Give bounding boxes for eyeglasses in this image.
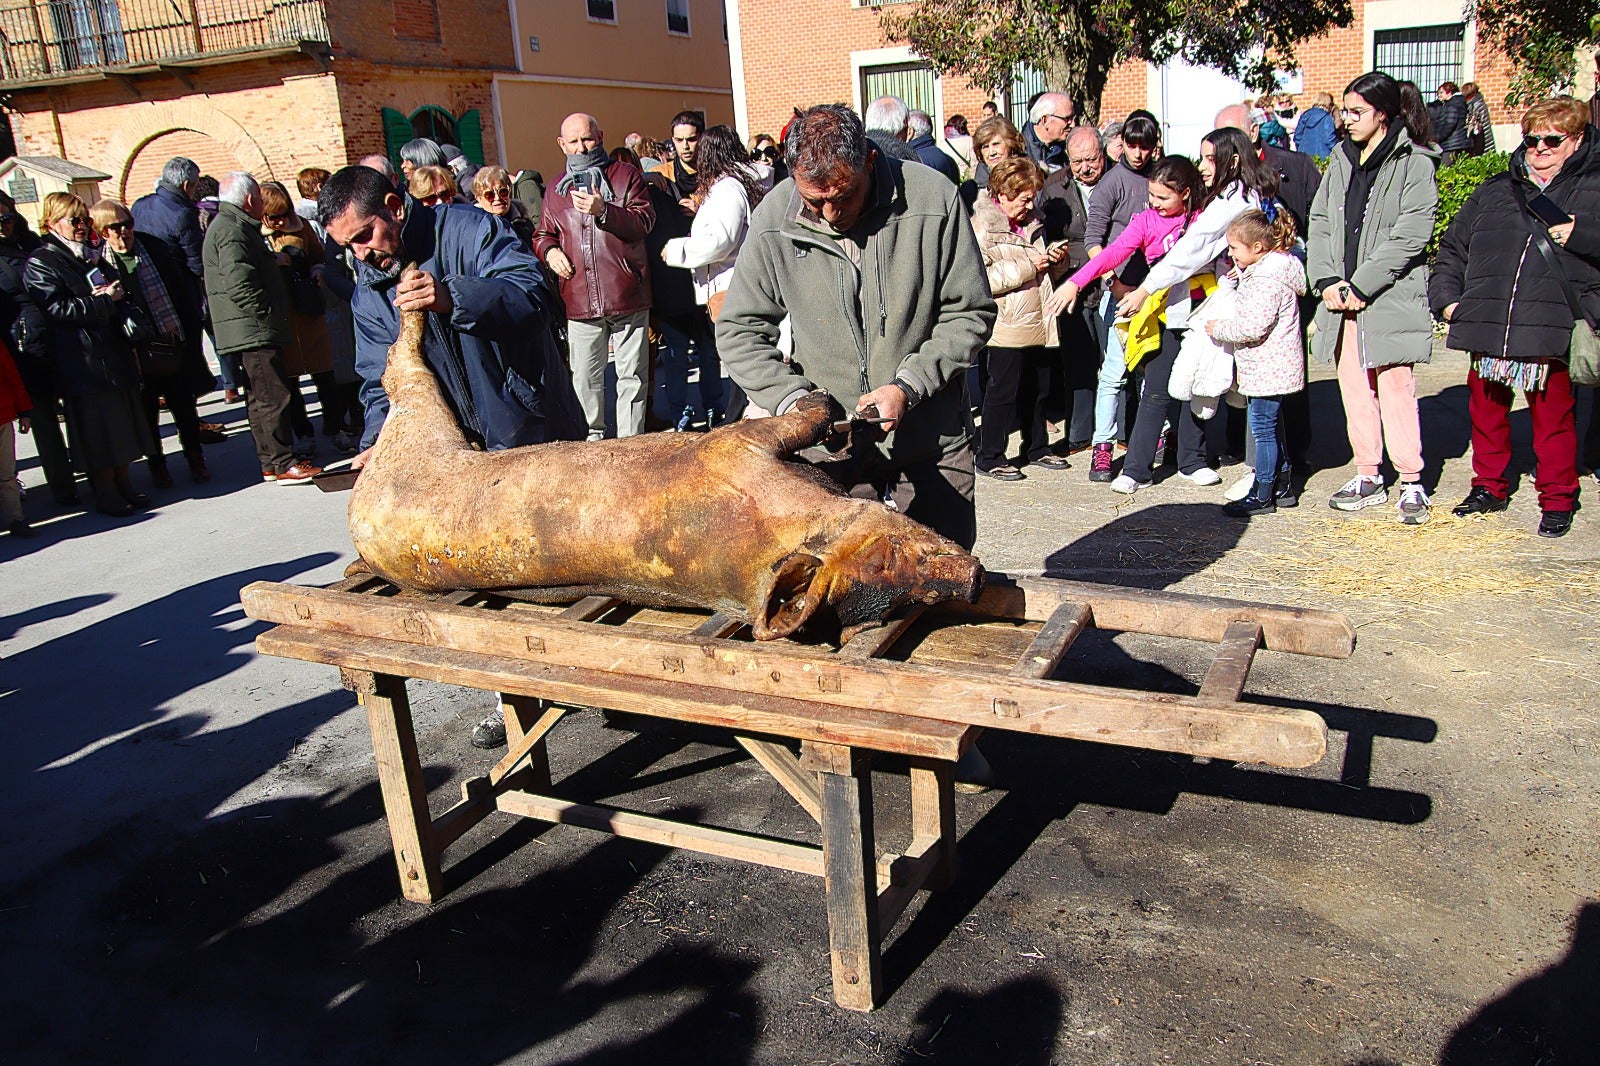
[1339,107,1371,120]
[103,221,133,233]
[68,215,90,226]
[1048,113,1073,124]
[419,193,443,206]
[1522,133,1569,150]
[482,188,511,201]
[759,147,778,160]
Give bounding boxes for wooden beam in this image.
[837,605,925,660]
[1199,621,1263,703]
[560,595,621,622]
[736,736,823,822]
[1010,601,1093,680]
[815,745,882,1011]
[490,702,566,786]
[493,791,824,876]
[245,585,1326,767]
[692,613,745,638]
[952,574,1355,658]
[258,627,970,761]
[876,837,943,931]
[909,757,956,892]
[358,672,443,903]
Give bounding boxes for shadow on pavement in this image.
[894,976,1064,1064]
[0,592,112,641]
[1441,901,1600,1066]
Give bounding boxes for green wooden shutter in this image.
[381,107,412,170]
[457,110,484,165]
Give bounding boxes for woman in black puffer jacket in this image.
[1431,97,1600,539]
[23,192,154,516]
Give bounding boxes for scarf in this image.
[112,245,183,341]
[553,146,616,201]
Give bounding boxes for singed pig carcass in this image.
[347,310,984,639]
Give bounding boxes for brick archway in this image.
[123,130,244,202]
[105,99,274,202]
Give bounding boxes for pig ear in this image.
[753,552,825,640]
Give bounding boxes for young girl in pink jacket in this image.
[1205,207,1307,516]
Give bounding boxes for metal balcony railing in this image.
[0,0,329,84]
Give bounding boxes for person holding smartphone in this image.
[1430,96,1599,539]
[531,112,657,440]
[22,192,156,515]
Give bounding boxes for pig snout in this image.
[824,533,985,631]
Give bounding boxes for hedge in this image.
[1431,152,1509,257]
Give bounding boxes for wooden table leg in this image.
[804,741,882,1012]
[359,671,443,903]
[908,757,957,891]
[499,693,554,791]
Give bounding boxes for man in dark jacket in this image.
[907,110,960,183]
[321,164,575,455]
[1024,93,1074,173]
[864,95,921,163]
[131,157,204,280]
[1038,126,1111,449]
[0,202,72,503]
[204,172,318,484]
[532,113,656,439]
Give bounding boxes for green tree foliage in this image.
[1469,1,1600,106]
[1430,152,1509,258]
[879,0,1354,123]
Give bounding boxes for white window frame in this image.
[1362,0,1476,83]
[666,0,690,37]
[586,0,617,26]
[849,45,944,126]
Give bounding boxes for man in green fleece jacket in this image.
[717,103,996,549]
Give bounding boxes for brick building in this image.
[0,0,732,223]
[730,0,1527,160]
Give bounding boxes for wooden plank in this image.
[561,595,622,622]
[949,574,1356,658]
[692,613,746,639]
[837,605,925,660]
[1010,601,1093,680]
[737,736,823,822]
[359,672,444,903]
[490,699,566,787]
[877,837,942,931]
[258,627,970,761]
[909,757,956,892]
[814,744,882,1012]
[245,586,1327,767]
[1199,621,1263,703]
[493,790,825,876]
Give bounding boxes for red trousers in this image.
[1468,364,1578,512]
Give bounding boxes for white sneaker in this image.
[1224,468,1256,502]
[1178,467,1222,486]
[1396,482,1431,525]
[1110,474,1151,494]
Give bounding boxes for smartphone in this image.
[86,266,109,288]
[576,170,600,195]
[1527,193,1572,227]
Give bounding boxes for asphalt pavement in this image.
[2,359,1596,1065]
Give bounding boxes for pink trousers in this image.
[1334,316,1424,480]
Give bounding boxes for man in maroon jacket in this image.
[532,113,656,439]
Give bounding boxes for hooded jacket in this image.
[1293,106,1339,160]
[970,195,1058,349]
[351,202,578,450]
[1430,126,1600,364]
[1208,250,1309,395]
[1307,126,1440,369]
[717,151,996,465]
[202,202,292,357]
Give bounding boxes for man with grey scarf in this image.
[532,113,656,438]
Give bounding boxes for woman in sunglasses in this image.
[407,164,459,208]
[1430,95,1599,539]
[471,165,535,248]
[22,192,154,515]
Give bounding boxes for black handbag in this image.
[138,338,183,377]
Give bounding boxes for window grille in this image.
[861,62,936,121]
[1373,24,1465,94]
[666,0,689,35]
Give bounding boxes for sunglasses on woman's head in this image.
[1522,133,1568,150]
